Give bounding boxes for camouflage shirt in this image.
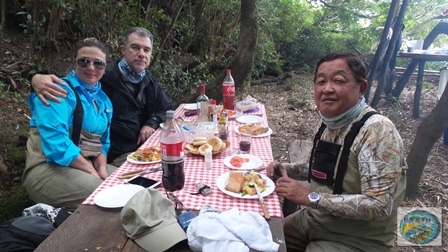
[283,106,407,221]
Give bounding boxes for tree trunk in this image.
[370,0,408,108]
[406,82,448,197]
[0,0,4,57]
[364,0,399,103]
[155,0,177,61]
[392,22,448,98]
[209,0,259,102]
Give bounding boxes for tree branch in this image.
[318,0,348,8]
[404,15,447,37]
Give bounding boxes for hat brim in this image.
[134,220,187,252]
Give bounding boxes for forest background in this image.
[0,1,447,249]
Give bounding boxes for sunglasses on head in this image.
[76,57,106,70]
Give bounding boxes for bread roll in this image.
[193,137,207,142]
[207,137,223,152]
[193,140,208,146]
[185,143,197,152]
[198,143,213,155]
[219,141,227,151]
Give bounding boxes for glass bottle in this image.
[222,69,235,110]
[196,84,209,122]
[160,110,185,191]
[208,99,217,123]
[218,110,228,140]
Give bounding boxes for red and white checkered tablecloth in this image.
[83,104,283,218]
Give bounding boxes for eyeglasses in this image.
[166,192,186,212]
[76,57,106,71]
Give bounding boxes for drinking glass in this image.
[238,134,252,154]
[234,101,244,118]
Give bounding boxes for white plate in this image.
[236,115,263,124]
[183,103,197,110]
[216,172,275,199]
[94,184,145,208]
[127,153,162,165]
[234,126,273,138]
[223,154,263,170]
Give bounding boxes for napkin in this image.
[187,207,279,252]
[235,95,258,112]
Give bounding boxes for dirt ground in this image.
[0,34,446,250]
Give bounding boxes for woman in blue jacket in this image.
[23,38,115,210]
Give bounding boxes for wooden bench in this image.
[282,139,313,216]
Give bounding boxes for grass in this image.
[0,185,32,222]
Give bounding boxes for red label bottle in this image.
[222,69,235,110]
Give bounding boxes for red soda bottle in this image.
[160,110,185,191]
[222,69,235,110]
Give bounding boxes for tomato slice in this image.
[230,156,249,168]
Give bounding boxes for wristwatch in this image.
[308,192,320,209]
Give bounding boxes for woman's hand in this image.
[70,155,100,178]
[87,169,101,179]
[31,74,67,105]
[96,167,109,180]
[93,154,109,180]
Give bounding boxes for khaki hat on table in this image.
[120,188,187,252]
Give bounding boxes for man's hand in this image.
[32,74,67,105]
[266,161,288,182]
[275,176,312,206]
[137,125,156,145]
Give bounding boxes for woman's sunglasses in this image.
[76,57,106,71]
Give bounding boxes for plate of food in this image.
[217,108,238,119]
[235,123,272,137]
[236,115,263,124]
[184,137,230,156]
[94,184,145,208]
[216,171,275,198]
[183,103,197,110]
[127,146,162,164]
[223,154,263,170]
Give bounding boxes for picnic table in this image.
[35,104,286,252]
[397,51,448,117]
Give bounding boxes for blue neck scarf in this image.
[319,97,368,129]
[118,58,146,83]
[71,69,102,102]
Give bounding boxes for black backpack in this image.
[0,216,55,252]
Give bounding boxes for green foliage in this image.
[8,0,448,97]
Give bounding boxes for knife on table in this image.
[119,167,162,179]
[254,183,271,220]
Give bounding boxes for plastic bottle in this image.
[197,84,209,122]
[222,69,235,110]
[160,110,185,191]
[204,148,212,169]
